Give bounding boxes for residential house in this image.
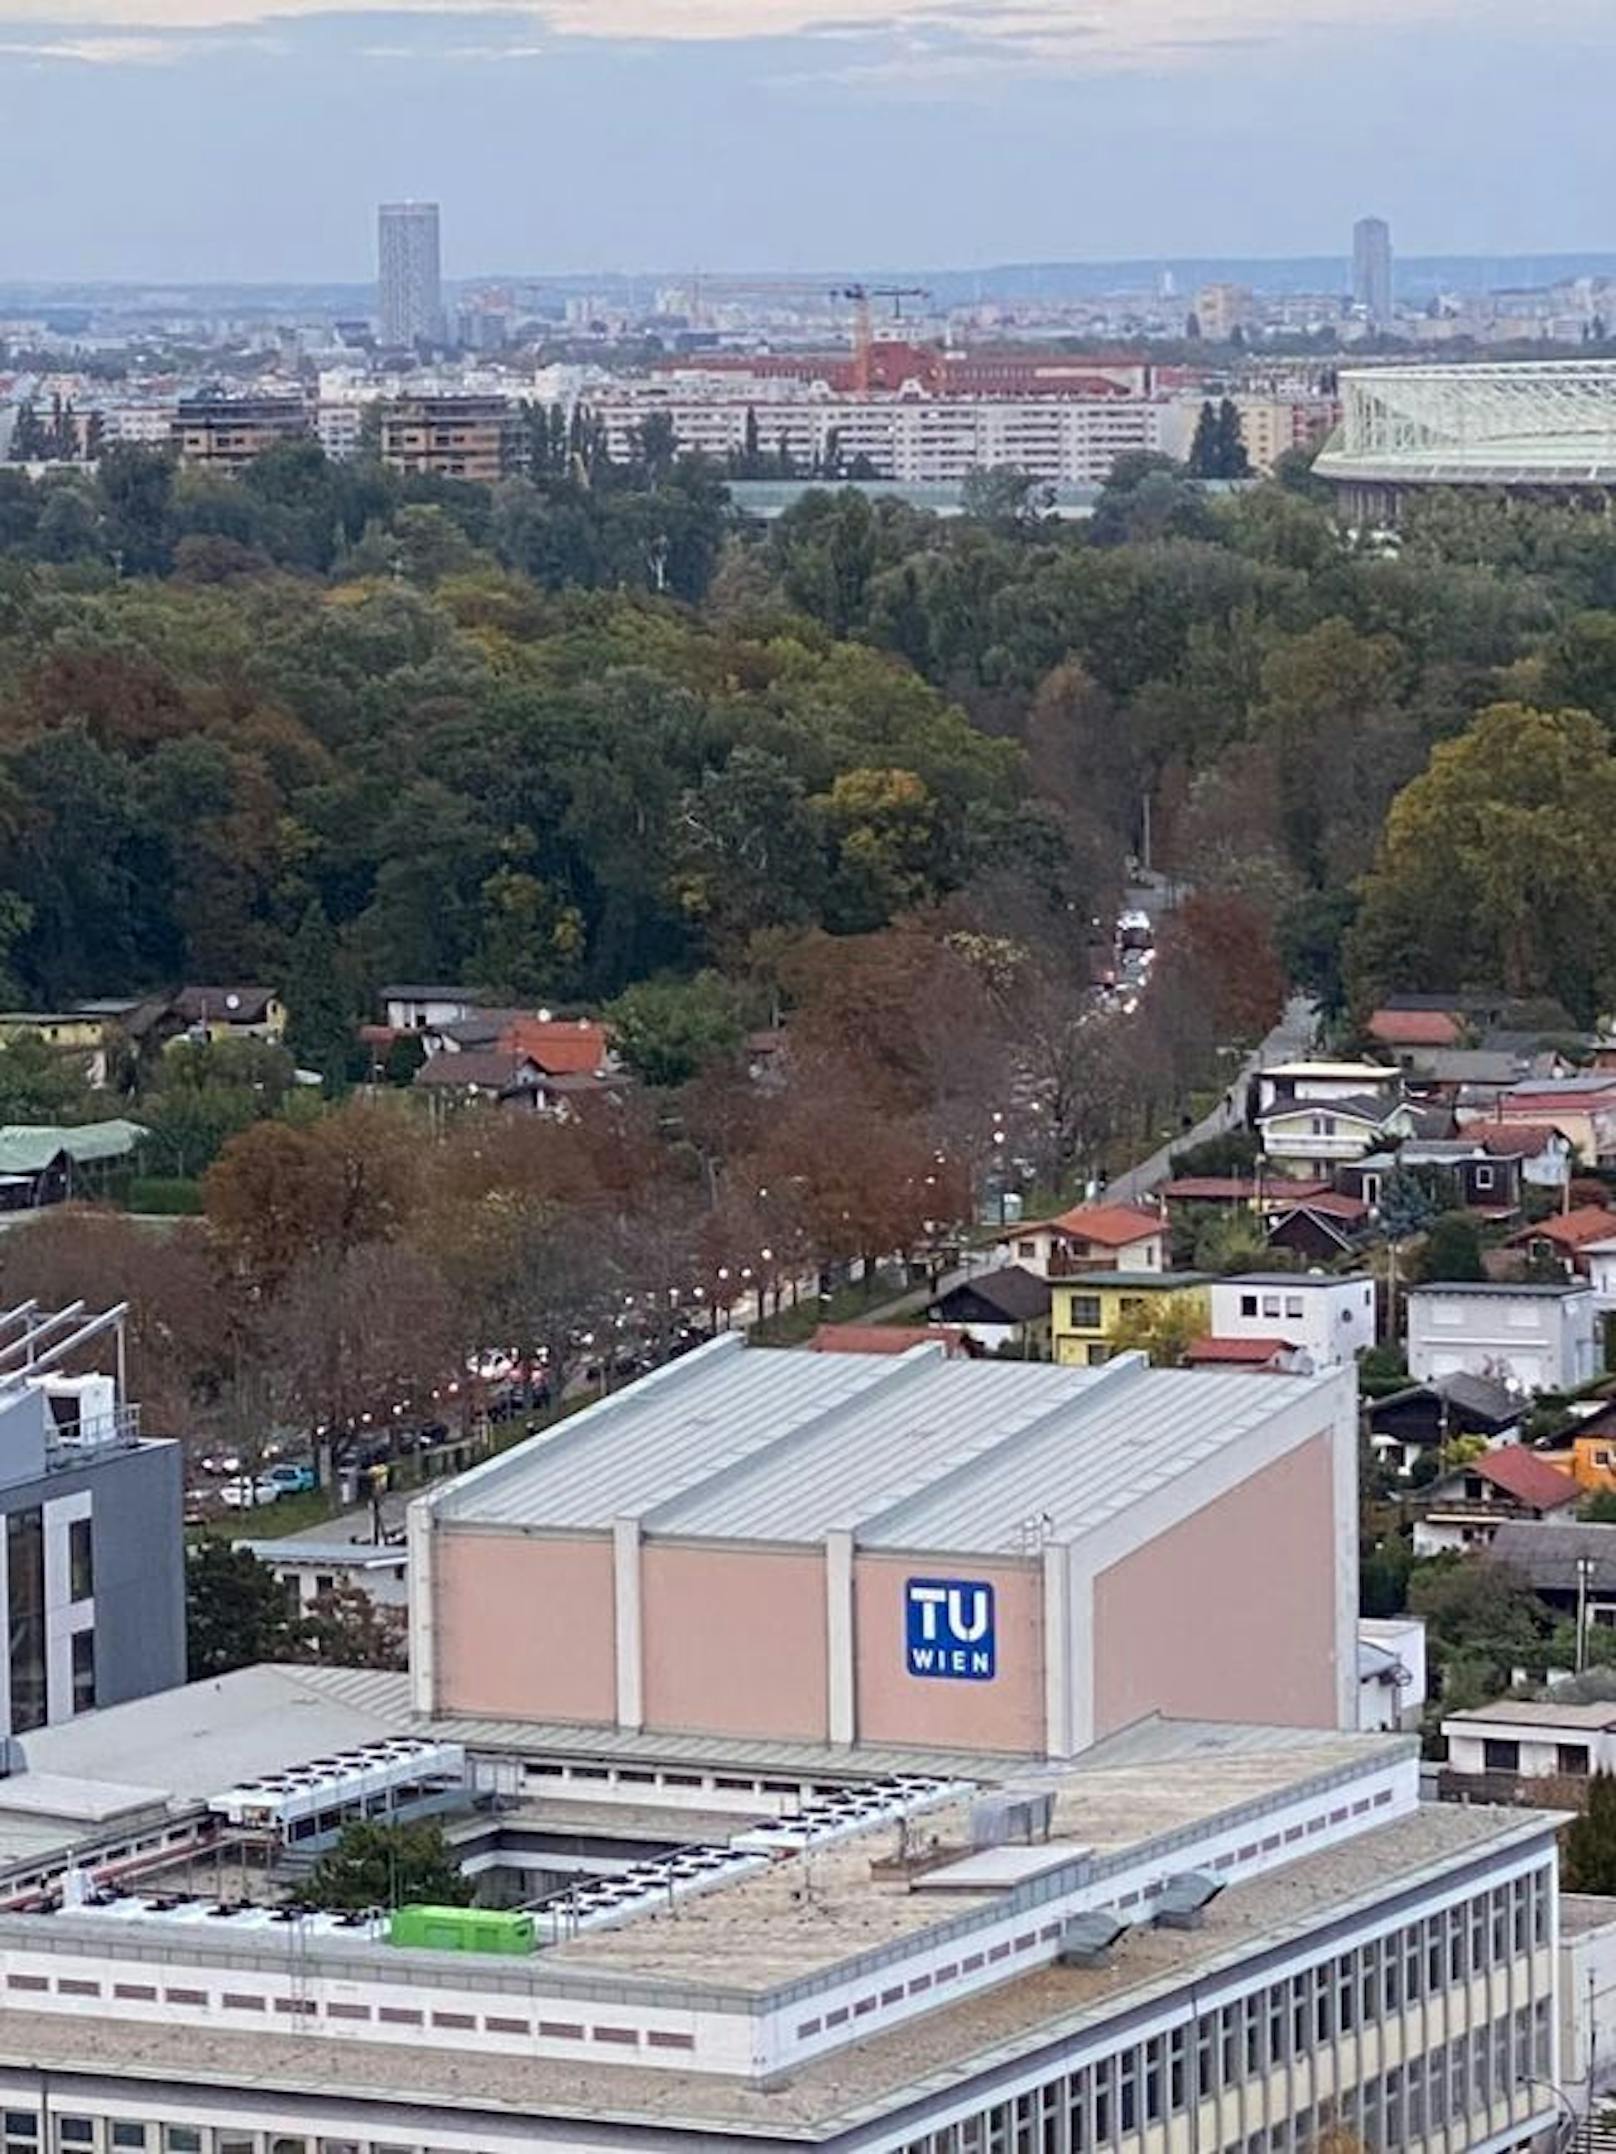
[1365,1372,1523,1480]
[1357,1616,1427,1732]
[1206,1272,1375,1370]
[1364,1006,1464,1053]
[1340,1129,1567,1218]
[1441,1699,1616,1792]
[0,1122,147,1213]
[1050,1270,1211,1368]
[1412,1445,1578,1555]
[1406,1280,1600,1393]
[1542,1399,1616,1494]
[233,1535,407,1614]
[412,1050,548,1110]
[1002,1201,1168,1279]
[1476,1075,1616,1165]
[1582,1235,1616,1310]
[1488,1518,1616,1628]
[1255,1091,1418,1178]
[1262,1191,1374,1262]
[423,1010,612,1078]
[1252,1059,1403,1115]
[922,1267,1051,1355]
[380,986,486,1033]
[0,1013,111,1088]
[1505,1204,1616,1278]
[167,987,286,1045]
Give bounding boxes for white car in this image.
[218,1476,280,1509]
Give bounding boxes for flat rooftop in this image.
[0,1801,1552,2140]
[427,1336,1343,1554]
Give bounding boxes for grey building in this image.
[0,1303,184,1736]
[1353,215,1393,326]
[377,201,443,349]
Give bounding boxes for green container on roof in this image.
[387,1905,536,1956]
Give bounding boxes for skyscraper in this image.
[378,201,443,349]
[1353,215,1393,327]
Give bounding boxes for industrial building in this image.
[408,1335,1360,1753]
[1315,359,1616,520]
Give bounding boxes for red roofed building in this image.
[1415,1445,1576,1555]
[1004,1202,1168,1280]
[1366,1007,1464,1050]
[1183,1336,1305,1373]
[501,1017,610,1077]
[1506,1204,1616,1277]
[809,1325,973,1358]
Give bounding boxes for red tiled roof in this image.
[498,1017,609,1076]
[1470,1448,1577,1510]
[810,1325,968,1356]
[1505,1205,1616,1251]
[1268,1192,1371,1222]
[1184,1336,1298,1366]
[1479,1124,1562,1157]
[1046,1203,1164,1246]
[1367,1008,1462,1047]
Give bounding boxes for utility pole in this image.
[1577,1553,1595,1674]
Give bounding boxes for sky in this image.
[1,0,1614,283]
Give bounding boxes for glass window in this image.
[1068,1295,1102,1330]
[68,1518,93,1604]
[6,1510,44,1734]
[6,2119,38,2140]
[54,2130,92,2151]
[1262,1294,1282,1318]
[1559,1743,1590,1775]
[164,2135,201,2154]
[1285,1296,1304,1320]
[1483,1738,1520,1772]
[110,2132,144,2151]
[71,1630,95,1716]
[1240,1295,1258,1317]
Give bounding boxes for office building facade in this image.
[1354,217,1394,327]
[377,202,443,350]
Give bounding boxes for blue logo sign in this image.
[905,1578,996,1681]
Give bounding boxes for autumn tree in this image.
[1156,889,1286,1045]
[204,1102,420,1296]
[1349,703,1616,1025]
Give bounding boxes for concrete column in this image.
[825,1530,855,1747]
[1042,1542,1071,1759]
[613,1517,643,1731]
[405,1500,435,1716]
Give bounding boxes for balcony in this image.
[46,1404,142,1470]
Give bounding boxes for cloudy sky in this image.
[0,0,1611,282]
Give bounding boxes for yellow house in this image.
[1051,1272,1213,1368]
[0,1013,110,1086]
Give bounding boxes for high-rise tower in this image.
[1353,215,1393,327]
[378,201,443,349]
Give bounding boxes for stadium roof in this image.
[1317,360,1616,490]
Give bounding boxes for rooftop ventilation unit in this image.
[1153,1873,1224,1931]
[970,1789,1055,1850]
[1057,1912,1128,1968]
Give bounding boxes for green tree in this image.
[186,1541,305,1680]
[284,898,353,1094]
[1408,1555,1549,1699]
[0,1032,96,1122]
[606,972,744,1088]
[1564,1771,1616,1892]
[1349,703,1616,1026]
[1186,400,1250,482]
[1411,1211,1487,1285]
[1108,1292,1204,1368]
[305,1819,472,1912]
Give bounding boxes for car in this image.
[198,1451,243,1477]
[218,1475,280,1509]
[264,1462,316,1496]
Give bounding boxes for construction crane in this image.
[832,285,931,394]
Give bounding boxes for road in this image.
[1105,993,1317,1207]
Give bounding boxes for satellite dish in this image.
[225,993,241,1012]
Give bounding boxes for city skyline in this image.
[0,0,1612,279]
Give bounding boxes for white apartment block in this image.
[589,381,1199,487]
[1407,1281,1599,1394]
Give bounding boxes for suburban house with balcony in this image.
[1412,1445,1578,1556]
[1406,1279,1600,1394]
[379,985,486,1033]
[1050,1271,1211,1367]
[1441,1699,1616,1795]
[1205,1273,1376,1370]
[1255,1091,1419,1178]
[0,1302,184,1731]
[1473,1075,1616,1165]
[1253,1059,1404,1115]
[1001,1201,1168,1279]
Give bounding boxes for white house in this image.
[381,985,484,1033]
[1256,1094,1418,1177]
[1406,1280,1599,1394]
[234,1536,408,1612]
[1357,1616,1427,1733]
[1208,1272,1376,1370]
[1580,1235,1616,1307]
[1001,1202,1168,1279]
[1254,1060,1403,1115]
[1442,1698,1616,1783]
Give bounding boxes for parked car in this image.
[218,1476,279,1509]
[199,1451,243,1477]
[264,1462,316,1496]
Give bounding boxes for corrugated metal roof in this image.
[432,1339,1340,1558]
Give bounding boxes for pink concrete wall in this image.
[434,1530,616,1724]
[641,1544,829,1742]
[1092,1433,1339,1737]
[854,1556,1043,1753]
